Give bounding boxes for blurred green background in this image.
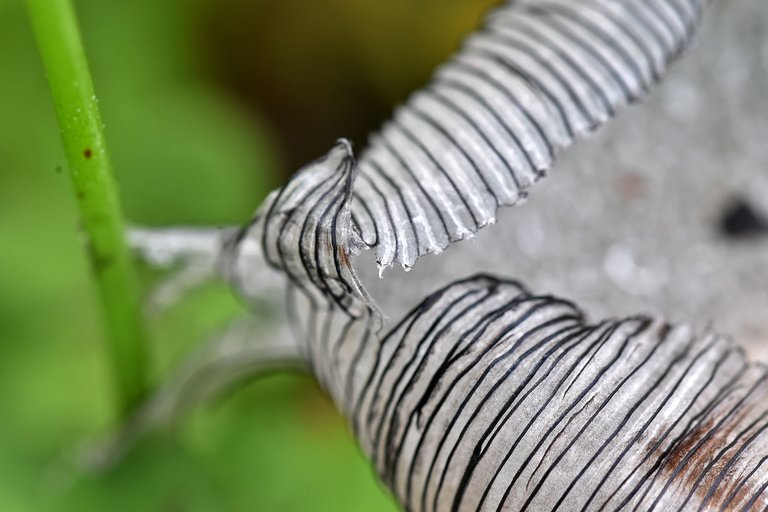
[0,0,495,509]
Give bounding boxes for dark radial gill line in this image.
[516,324,672,510]
[453,319,623,511]
[355,172,400,266]
[645,373,768,510]
[620,369,746,511]
[687,410,768,511]
[267,170,341,277]
[460,49,576,139]
[378,292,511,480]
[451,59,555,161]
[740,479,768,512]
[354,277,500,431]
[407,312,584,510]
[220,1,768,510]
[404,103,501,208]
[544,3,653,90]
[434,75,538,180]
[363,153,425,265]
[583,2,663,81]
[425,86,524,194]
[496,19,616,117]
[522,5,635,103]
[585,337,724,511]
[492,319,653,511]
[369,286,502,448]
[387,120,483,234]
[717,456,768,511]
[411,320,588,508]
[547,325,690,511]
[474,32,597,131]
[425,299,586,510]
[372,136,452,250]
[624,1,675,56]
[457,322,600,512]
[381,292,550,483]
[433,312,612,508]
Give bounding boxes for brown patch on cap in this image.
[649,405,768,509]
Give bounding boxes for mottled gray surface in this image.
[358,0,768,360]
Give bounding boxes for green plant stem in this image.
[26,0,148,417]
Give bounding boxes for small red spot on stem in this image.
[83,148,93,159]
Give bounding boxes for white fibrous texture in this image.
[221,0,768,509]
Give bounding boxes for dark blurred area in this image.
[0,0,495,510]
[200,0,493,170]
[199,0,498,171]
